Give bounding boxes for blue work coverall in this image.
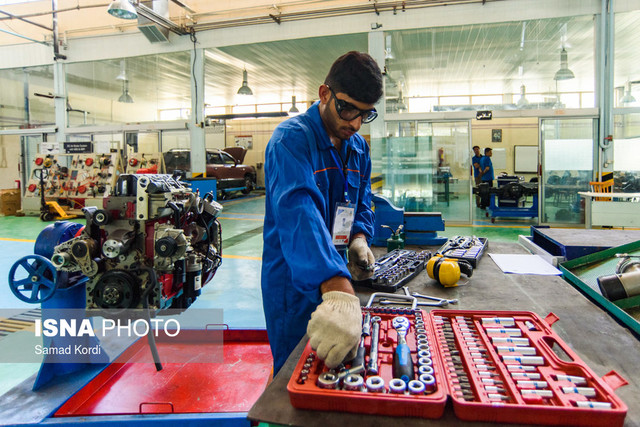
[261,101,374,375]
[480,156,494,183]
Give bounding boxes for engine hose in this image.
[139,267,163,372]
[167,202,183,228]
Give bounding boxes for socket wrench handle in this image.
[392,316,414,383]
[393,338,414,383]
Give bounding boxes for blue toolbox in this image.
[437,236,488,268]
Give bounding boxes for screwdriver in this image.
[392,316,414,383]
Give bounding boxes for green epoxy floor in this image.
[0,193,563,423]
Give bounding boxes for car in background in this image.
[164,148,256,194]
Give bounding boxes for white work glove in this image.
[347,237,375,281]
[307,291,362,368]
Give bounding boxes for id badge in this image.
[331,202,355,248]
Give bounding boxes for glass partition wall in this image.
[65,52,192,126]
[0,65,54,129]
[373,120,471,223]
[612,112,640,192]
[540,118,596,225]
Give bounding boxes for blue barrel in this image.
[34,221,84,259]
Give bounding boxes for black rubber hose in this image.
[139,267,163,371]
[167,202,183,228]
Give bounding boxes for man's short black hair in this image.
[324,51,383,105]
[473,145,480,150]
[484,147,492,154]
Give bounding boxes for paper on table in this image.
[488,254,562,275]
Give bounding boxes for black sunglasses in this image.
[328,86,378,124]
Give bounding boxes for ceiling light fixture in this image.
[237,69,253,96]
[289,95,299,114]
[107,0,138,20]
[116,60,128,81]
[516,84,529,108]
[385,35,394,60]
[118,81,134,103]
[621,82,636,105]
[554,48,575,81]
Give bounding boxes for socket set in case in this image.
[287,309,628,426]
[352,249,432,292]
[437,236,487,268]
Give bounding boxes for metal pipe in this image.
[0,27,50,45]
[192,0,494,31]
[0,3,110,21]
[0,9,53,31]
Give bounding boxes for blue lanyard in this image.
[329,147,350,203]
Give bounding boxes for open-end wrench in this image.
[366,316,381,375]
[412,291,459,305]
[366,292,417,309]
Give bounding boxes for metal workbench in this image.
[248,242,640,427]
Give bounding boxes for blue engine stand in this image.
[8,221,109,390]
[486,193,539,223]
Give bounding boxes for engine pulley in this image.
[92,270,139,309]
[155,237,178,257]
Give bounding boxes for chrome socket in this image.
[408,379,426,395]
[418,365,434,376]
[317,372,339,389]
[343,374,365,391]
[365,375,386,393]
[389,378,407,394]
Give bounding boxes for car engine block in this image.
[50,174,222,312]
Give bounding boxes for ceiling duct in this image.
[138,0,170,43]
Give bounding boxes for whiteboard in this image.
[515,145,538,173]
[492,147,506,170]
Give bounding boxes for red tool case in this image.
[287,309,628,426]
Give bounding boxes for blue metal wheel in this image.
[8,255,58,303]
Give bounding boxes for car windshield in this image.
[221,152,236,165]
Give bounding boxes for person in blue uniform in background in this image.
[479,147,494,209]
[471,145,483,207]
[261,51,383,376]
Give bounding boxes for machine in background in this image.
[474,176,538,223]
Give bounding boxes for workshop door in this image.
[540,117,596,225]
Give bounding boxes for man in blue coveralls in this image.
[261,51,383,375]
[479,147,494,209]
[472,145,482,207]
